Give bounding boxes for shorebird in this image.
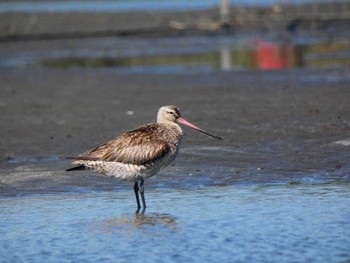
[66,105,222,211]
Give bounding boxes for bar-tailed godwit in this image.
[66,105,222,211]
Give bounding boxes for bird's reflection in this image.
[133,211,176,228]
[103,211,178,234]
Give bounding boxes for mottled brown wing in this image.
[77,124,170,165]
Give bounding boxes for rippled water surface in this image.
[1,183,350,262]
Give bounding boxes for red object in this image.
[254,39,294,69]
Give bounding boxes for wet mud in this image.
[0,65,349,195]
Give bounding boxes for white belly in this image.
[74,149,177,182]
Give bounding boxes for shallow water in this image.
[2,35,349,72]
[1,182,350,262]
[40,39,350,72]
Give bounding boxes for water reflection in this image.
[103,212,178,234]
[220,38,349,70]
[40,38,350,71]
[252,39,295,69]
[220,45,232,70]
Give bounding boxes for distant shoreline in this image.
[1,2,349,41]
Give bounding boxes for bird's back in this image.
[78,123,181,164]
[70,122,183,181]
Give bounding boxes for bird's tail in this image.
[66,156,86,171]
[66,165,85,172]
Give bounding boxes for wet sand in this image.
[1,66,349,195]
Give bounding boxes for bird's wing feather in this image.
[77,124,170,165]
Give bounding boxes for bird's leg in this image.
[134,181,141,211]
[139,178,146,210]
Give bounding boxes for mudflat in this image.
[1,65,349,194]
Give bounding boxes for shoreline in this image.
[1,2,349,41]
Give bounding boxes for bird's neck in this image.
[158,121,183,137]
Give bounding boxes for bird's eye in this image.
[168,111,174,115]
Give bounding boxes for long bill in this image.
[177,117,222,140]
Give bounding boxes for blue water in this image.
[0,0,317,12]
[1,183,350,262]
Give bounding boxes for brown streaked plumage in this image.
[66,105,222,211]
